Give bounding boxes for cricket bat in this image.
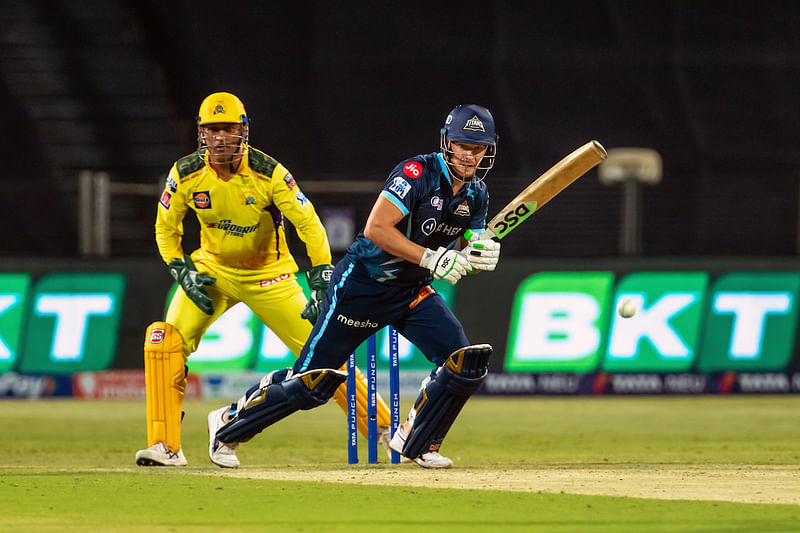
[468,140,607,240]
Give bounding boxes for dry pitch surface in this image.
[214,464,799,505]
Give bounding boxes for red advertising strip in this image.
[72,370,202,400]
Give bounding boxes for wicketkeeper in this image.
[135,92,392,467]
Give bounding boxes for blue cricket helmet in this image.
[440,104,498,183]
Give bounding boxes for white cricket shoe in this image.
[412,451,453,469]
[207,406,240,468]
[389,425,451,468]
[135,442,187,467]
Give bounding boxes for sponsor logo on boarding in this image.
[463,115,485,132]
[259,273,291,288]
[336,313,379,329]
[159,190,172,210]
[421,217,437,235]
[166,176,178,192]
[403,161,423,179]
[454,201,471,216]
[193,191,212,209]
[388,176,411,199]
[149,328,165,344]
[431,196,443,210]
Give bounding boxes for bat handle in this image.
[464,228,497,241]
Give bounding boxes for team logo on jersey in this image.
[159,190,172,210]
[166,176,178,192]
[388,176,411,199]
[431,196,443,210]
[284,173,297,190]
[193,191,212,209]
[213,104,225,115]
[403,161,422,179]
[421,217,437,235]
[454,201,471,216]
[240,192,257,205]
[463,115,485,132]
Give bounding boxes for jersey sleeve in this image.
[154,164,189,264]
[270,164,332,267]
[378,158,425,217]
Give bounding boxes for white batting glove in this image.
[464,233,501,271]
[419,247,471,285]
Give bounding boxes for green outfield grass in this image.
[2,396,799,532]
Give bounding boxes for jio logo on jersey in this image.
[421,218,437,235]
[403,161,422,179]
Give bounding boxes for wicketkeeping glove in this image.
[463,231,501,272]
[168,253,216,315]
[419,247,471,285]
[301,264,334,324]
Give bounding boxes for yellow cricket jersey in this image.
[155,147,331,275]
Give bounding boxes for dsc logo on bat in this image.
[492,201,537,238]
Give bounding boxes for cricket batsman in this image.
[205,104,501,469]
[135,92,391,467]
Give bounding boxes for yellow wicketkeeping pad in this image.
[143,322,185,452]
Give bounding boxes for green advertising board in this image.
[18,273,126,373]
[603,271,709,372]
[0,273,32,372]
[697,272,800,372]
[505,272,615,372]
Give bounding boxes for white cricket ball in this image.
[618,298,637,318]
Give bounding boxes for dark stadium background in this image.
[3,0,799,259]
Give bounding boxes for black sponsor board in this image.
[478,372,800,395]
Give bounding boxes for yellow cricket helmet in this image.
[197,92,248,125]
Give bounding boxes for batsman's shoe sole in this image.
[135,442,187,467]
[208,407,241,468]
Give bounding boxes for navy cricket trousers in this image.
[294,256,470,374]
